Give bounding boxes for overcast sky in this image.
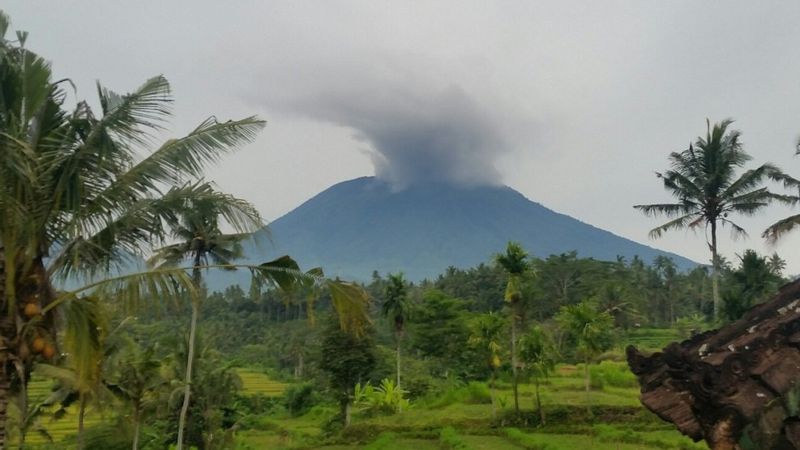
[7,1,800,272]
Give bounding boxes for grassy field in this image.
[233,341,704,450]
[9,328,700,449]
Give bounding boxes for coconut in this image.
[23,302,41,318]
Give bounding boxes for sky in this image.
[6,1,800,273]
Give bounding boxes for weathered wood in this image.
[627,279,800,449]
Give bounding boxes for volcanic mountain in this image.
[228,176,696,283]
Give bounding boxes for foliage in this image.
[439,426,473,450]
[722,250,782,321]
[556,300,616,362]
[353,379,409,414]
[283,382,319,417]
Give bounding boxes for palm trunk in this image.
[0,369,9,450]
[711,221,721,321]
[395,331,401,388]
[77,392,87,450]
[132,402,141,450]
[489,370,496,419]
[535,378,544,425]
[177,262,202,450]
[584,356,592,415]
[176,299,198,450]
[511,306,519,415]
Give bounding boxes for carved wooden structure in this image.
[628,280,800,449]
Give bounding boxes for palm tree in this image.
[381,273,410,390]
[634,119,784,320]
[519,326,557,425]
[0,12,265,446]
[468,312,504,418]
[495,241,530,415]
[149,192,261,450]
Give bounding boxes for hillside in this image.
[226,177,696,283]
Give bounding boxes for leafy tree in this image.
[556,300,615,404]
[108,341,167,450]
[381,273,410,390]
[519,326,557,425]
[634,119,784,320]
[722,250,783,321]
[467,313,504,418]
[411,290,470,376]
[319,318,376,427]
[495,242,530,414]
[149,191,261,450]
[0,12,265,447]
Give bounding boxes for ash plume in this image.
[260,69,511,189]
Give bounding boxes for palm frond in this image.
[647,213,701,239]
[763,213,800,243]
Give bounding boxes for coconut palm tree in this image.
[634,119,784,320]
[381,273,410,391]
[149,192,261,450]
[0,12,265,446]
[495,241,531,415]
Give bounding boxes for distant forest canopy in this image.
[196,248,785,351]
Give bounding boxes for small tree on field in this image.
[556,300,615,409]
[382,273,410,391]
[319,319,376,427]
[519,326,557,425]
[495,242,531,415]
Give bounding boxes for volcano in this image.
[226,176,697,283]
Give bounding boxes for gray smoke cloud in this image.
[256,60,513,189]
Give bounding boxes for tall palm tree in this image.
[381,273,410,389]
[634,119,783,320]
[149,192,261,450]
[0,12,265,446]
[495,241,530,415]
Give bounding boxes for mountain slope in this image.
[230,177,696,282]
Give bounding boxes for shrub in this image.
[363,431,399,450]
[284,382,320,416]
[439,426,473,450]
[503,428,553,450]
[588,361,637,389]
[427,382,492,408]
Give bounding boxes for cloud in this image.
[251,56,514,189]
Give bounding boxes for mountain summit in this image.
[241,177,696,281]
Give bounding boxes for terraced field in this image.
[15,376,104,447]
[236,368,289,397]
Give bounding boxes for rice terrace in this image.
[3,2,800,450]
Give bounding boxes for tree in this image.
[519,326,557,425]
[0,12,266,447]
[381,273,410,390]
[468,313,504,418]
[108,341,166,450]
[495,242,531,415]
[149,191,261,450]
[556,300,615,408]
[634,119,784,321]
[722,250,782,321]
[319,318,376,427]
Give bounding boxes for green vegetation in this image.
[7,8,800,450]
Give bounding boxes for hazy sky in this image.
[6,1,800,272]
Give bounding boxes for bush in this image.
[588,361,637,389]
[363,431,399,450]
[439,426,473,449]
[284,382,320,416]
[503,428,553,450]
[427,381,492,408]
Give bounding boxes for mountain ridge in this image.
[226,176,697,283]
